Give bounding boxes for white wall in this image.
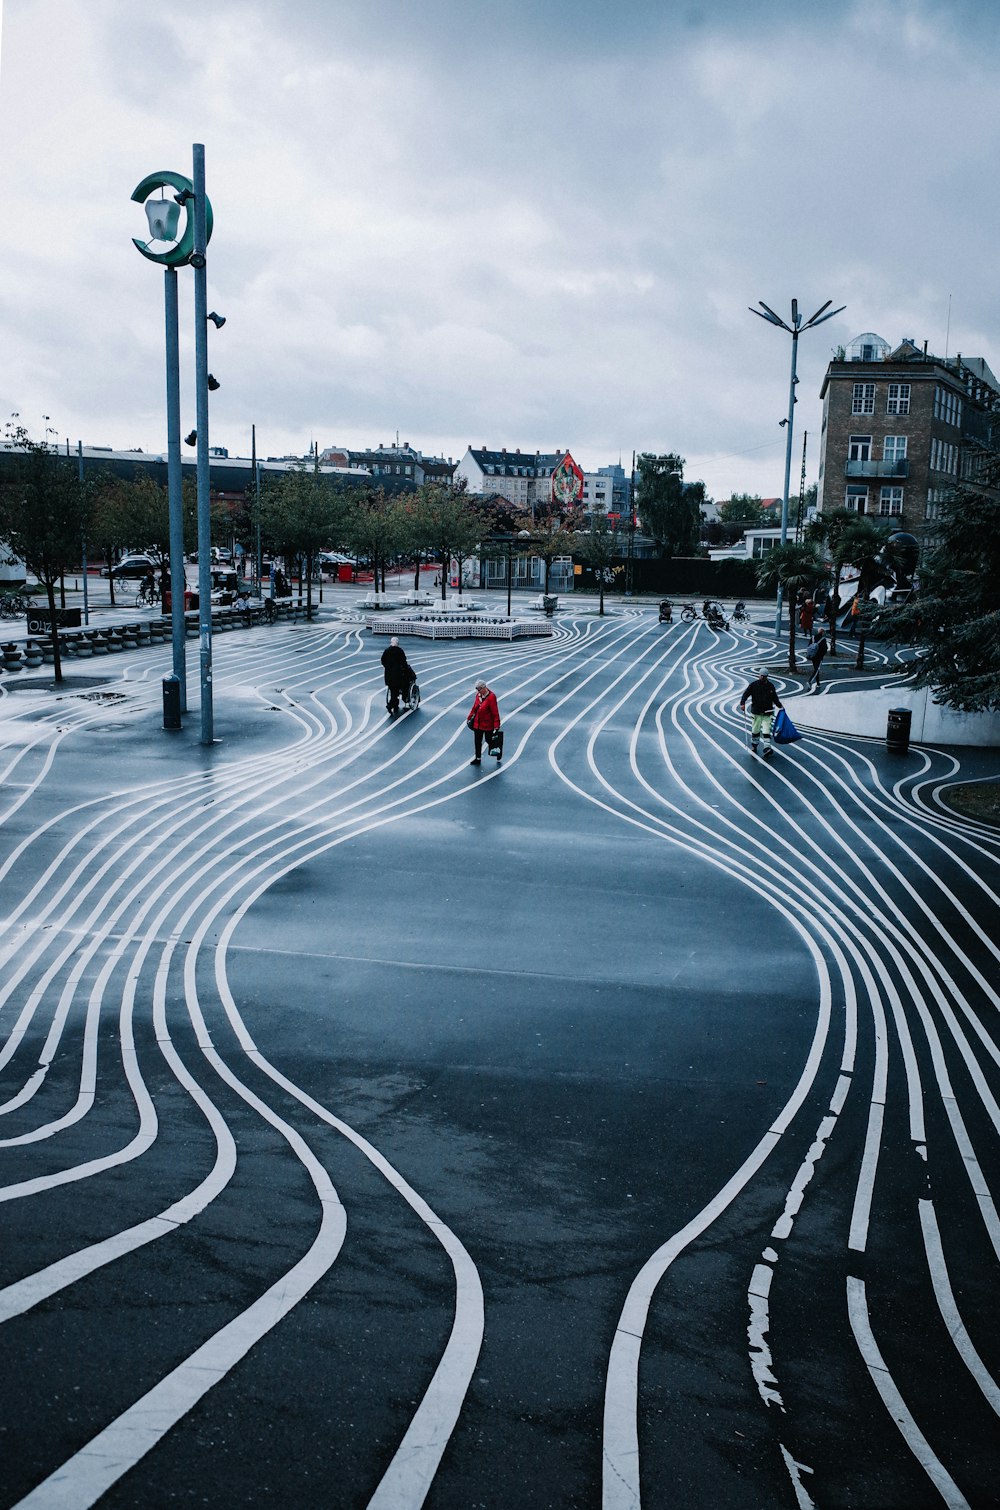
[786,683,1000,748]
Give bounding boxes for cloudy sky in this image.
[1,0,998,499]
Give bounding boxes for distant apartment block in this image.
[455,446,629,518]
[321,441,456,489]
[817,332,1000,550]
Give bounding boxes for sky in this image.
[2,0,999,500]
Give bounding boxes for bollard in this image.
[162,674,182,731]
[886,706,912,753]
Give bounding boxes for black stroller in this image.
[658,599,673,623]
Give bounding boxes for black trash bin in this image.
[886,706,912,753]
[162,674,182,731]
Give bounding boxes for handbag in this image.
[486,728,504,757]
[772,708,802,744]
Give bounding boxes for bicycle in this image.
[135,581,159,609]
[0,590,32,619]
[680,599,729,629]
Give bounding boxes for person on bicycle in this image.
[738,669,783,759]
[381,637,414,716]
[140,570,155,603]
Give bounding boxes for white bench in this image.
[360,592,392,610]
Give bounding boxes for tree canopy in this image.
[754,541,825,669]
[719,494,765,527]
[884,481,1000,711]
[0,421,93,680]
[635,453,704,557]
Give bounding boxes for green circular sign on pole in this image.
[130,170,213,267]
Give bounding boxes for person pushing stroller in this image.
[738,668,783,760]
[381,637,417,717]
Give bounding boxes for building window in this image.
[886,383,910,415]
[883,436,907,464]
[879,487,903,516]
[853,383,876,415]
[848,434,872,461]
[930,438,958,475]
[845,486,868,513]
[933,386,962,426]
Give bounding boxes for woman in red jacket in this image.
[467,680,501,765]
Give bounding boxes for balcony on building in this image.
[844,459,909,478]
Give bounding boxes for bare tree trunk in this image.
[45,579,63,683]
[306,550,313,619]
[828,566,842,655]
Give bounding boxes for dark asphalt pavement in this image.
[0,601,997,1509]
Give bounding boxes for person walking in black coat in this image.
[738,669,784,759]
[381,637,412,716]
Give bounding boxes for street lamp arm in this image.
[753,300,791,330]
[804,303,847,330]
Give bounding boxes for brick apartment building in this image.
[817,332,1000,552]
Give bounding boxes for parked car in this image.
[103,554,157,579]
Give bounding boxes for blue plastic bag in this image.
[772,708,802,744]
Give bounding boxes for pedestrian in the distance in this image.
[738,668,784,760]
[799,597,815,638]
[805,631,829,692]
[467,680,500,765]
[846,595,861,637]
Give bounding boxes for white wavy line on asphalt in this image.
[918,1198,1000,1417]
[0,627,635,1501]
[515,643,838,1508]
[11,1192,346,1510]
[564,640,996,1510]
[0,928,238,1319]
[846,1275,972,1510]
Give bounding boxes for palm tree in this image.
[805,507,855,653]
[755,541,824,670]
[834,516,894,670]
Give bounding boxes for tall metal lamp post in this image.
[131,146,217,742]
[749,298,844,633]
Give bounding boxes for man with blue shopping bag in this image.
[738,669,784,760]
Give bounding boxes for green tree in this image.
[263,462,348,616]
[720,494,765,528]
[342,486,404,595]
[834,516,895,670]
[408,482,489,600]
[635,453,703,557]
[0,421,91,683]
[755,540,825,671]
[885,483,1000,710]
[93,471,202,606]
[576,512,621,615]
[522,504,578,593]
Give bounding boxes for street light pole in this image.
[131,160,215,730]
[750,297,845,634]
[164,267,187,709]
[192,144,214,745]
